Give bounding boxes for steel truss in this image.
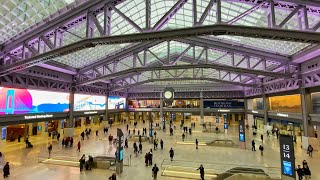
[127,91,244,99]
[0,0,319,77]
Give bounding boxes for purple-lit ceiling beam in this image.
[227,1,266,24]
[1,24,319,77]
[278,5,303,28]
[152,0,188,30]
[170,45,192,65]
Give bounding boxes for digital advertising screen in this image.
[1,127,6,140]
[280,135,295,178]
[108,96,126,109]
[74,94,106,111]
[0,87,69,115]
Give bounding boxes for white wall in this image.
[247,99,253,109]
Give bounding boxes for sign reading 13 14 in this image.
[279,135,295,179]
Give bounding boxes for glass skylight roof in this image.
[0,0,76,44]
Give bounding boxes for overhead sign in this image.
[239,120,245,142]
[204,100,244,109]
[279,135,296,179]
[24,114,53,120]
[84,111,98,115]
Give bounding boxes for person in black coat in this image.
[197,164,205,180]
[303,165,311,179]
[295,165,303,180]
[3,162,10,178]
[169,148,174,161]
[109,173,116,180]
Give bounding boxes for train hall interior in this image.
[0,0,320,179]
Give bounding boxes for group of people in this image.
[144,149,153,166]
[79,154,94,171]
[81,128,92,140]
[61,136,74,148]
[296,160,312,180]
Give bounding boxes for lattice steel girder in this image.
[179,37,290,63]
[127,91,244,99]
[78,62,291,86]
[2,24,318,77]
[303,69,320,88]
[111,77,257,91]
[74,85,108,95]
[0,73,72,92]
[78,41,163,74]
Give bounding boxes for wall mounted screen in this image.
[269,94,301,113]
[0,87,69,115]
[74,94,106,111]
[108,96,126,109]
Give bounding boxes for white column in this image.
[200,91,204,124]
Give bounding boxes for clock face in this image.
[164,91,172,99]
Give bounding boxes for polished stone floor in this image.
[0,120,318,180]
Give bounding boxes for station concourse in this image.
[0,0,320,179]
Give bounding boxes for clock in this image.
[164,91,173,99]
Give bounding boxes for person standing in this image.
[295,165,303,180]
[57,133,60,141]
[182,133,185,141]
[145,153,149,166]
[169,148,174,161]
[109,173,117,180]
[303,165,311,180]
[197,164,204,180]
[96,130,98,136]
[70,137,74,147]
[149,149,153,166]
[134,142,138,157]
[259,145,264,156]
[3,162,9,178]
[307,145,313,157]
[152,164,159,180]
[260,134,263,143]
[18,134,21,142]
[196,139,198,149]
[48,144,53,158]
[251,140,256,151]
[125,138,128,148]
[160,139,164,150]
[77,141,81,152]
[126,124,129,131]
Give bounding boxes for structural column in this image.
[160,93,164,126]
[103,96,109,127]
[244,98,248,121]
[301,87,312,149]
[263,93,270,133]
[200,91,204,124]
[64,90,75,137]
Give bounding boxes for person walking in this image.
[307,145,313,157]
[295,165,303,180]
[62,138,65,146]
[48,144,53,158]
[152,164,159,180]
[196,139,198,149]
[126,124,129,131]
[134,142,138,157]
[197,164,205,180]
[169,148,174,161]
[149,149,153,166]
[261,134,263,143]
[259,144,264,156]
[96,130,98,136]
[145,153,149,166]
[3,162,10,178]
[139,142,143,153]
[77,141,81,152]
[70,137,74,147]
[125,138,128,148]
[182,133,185,141]
[57,133,60,141]
[109,173,117,180]
[252,140,256,151]
[303,165,311,180]
[79,155,85,171]
[160,139,164,150]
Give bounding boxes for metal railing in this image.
[160,159,281,179]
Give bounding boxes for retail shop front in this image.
[0,113,68,141]
[267,111,303,136]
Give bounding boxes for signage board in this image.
[204,100,244,109]
[239,120,245,142]
[74,94,106,111]
[223,114,228,129]
[24,114,53,120]
[1,127,6,140]
[108,96,126,109]
[279,135,295,178]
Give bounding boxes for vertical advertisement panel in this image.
[215,115,219,124]
[223,114,228,129]
[239,120,245,142]
[279,135,296,179]
[1,127,6,140]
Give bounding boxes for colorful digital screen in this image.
[74,94,106,111]
[108,96,126,109]
[283,161,293,176]
[239,134,245,142]
[119,149,124,161]
[0,87,69,115]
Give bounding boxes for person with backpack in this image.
[152,164,159,180]
[303,164,311,180]
[307,145,313,157]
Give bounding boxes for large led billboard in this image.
[108,96,126,109]
[74,94,106,111]
[0,87,69,115]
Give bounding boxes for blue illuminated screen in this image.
[283,161,293,176]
